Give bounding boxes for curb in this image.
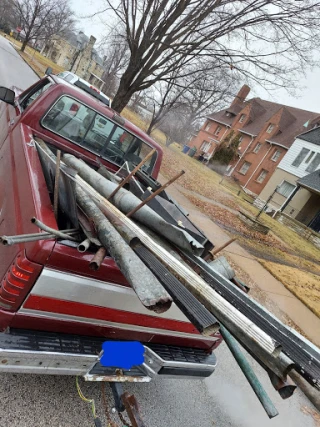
[289,371,320,412]
[10,43,41,78]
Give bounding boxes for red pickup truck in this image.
[0,76,221,383]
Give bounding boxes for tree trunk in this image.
[20,38,29,52]
[165,135,173,147]
[111,60,144,112]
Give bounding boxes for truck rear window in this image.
[41,96,157,173]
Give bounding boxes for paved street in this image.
[0,34,317,427]
[0,35,38,89]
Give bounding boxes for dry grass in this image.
[261,261,320,318]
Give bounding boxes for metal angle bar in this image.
[131,242,219,336]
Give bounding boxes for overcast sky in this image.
[71,0,320,114]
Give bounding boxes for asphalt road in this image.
[0,34,317,427]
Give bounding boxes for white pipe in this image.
[243,145,272,189]
[228,135,254,176]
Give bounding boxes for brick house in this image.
[188,86,320,196]
[41,31,105,89]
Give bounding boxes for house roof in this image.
[208,96,320,149]
[62,30,104,68]
[207,109,234,127]
[297,170,320,195]
[297,126,320,146]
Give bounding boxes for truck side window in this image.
[20,79,52,111]
[42,96,157,173]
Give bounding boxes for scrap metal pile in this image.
[9,139,320,420]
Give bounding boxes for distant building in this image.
[257,127,320,232]
[41,31,105,89]
[188,85,320,196]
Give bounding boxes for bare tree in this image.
[144,73,184,135]
[99,34,129,96]
[12,0,75,52]
[145,63,238,138]
[95,0,320,112]
[0,0,18,32]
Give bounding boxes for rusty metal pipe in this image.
[267,370,296,399]
[89,247,107,270]
[77,238,91,253]
[126,170,185,217]
[31,217,79,241]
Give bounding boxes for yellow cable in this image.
[76,376,97,418]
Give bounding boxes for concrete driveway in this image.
[0,34,317,427]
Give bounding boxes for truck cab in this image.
[0,77,220,382]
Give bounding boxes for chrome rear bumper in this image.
[0,330,217,381]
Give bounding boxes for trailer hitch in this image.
[108,382,146,427]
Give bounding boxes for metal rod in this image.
[212,238,237,256]
[126,170,185,218]
[0,229,79,246]
[121,392,147,427]
[89,247,107,270]
[53,150,61,220]
[31,217,78,241]
[77,238,91,253]
[220,326,279,419]
[107,149,156,200]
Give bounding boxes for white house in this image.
[257,127,320,232]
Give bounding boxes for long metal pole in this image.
[126,170,185,217]
[220,326,279,419]
[107,149,156,200]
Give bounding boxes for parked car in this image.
[50,69,111,107]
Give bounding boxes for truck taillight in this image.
[0,252,42,311]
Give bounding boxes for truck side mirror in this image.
[0,87,15,105]
[45,67,53,75]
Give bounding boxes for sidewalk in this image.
[160,174,320,347]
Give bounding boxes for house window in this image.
[205,123,210,132]
[271,149,281,162]
[306,153,320,172]
[215,125,222,136]
[266,124,274,133]
[200,141,211,153]
[256,169,268,183]
[305,151,315,164]
[239,161,251,175]
[253,143,262,153]
[277,181,295,197]
[239,114,246,123]
[292,148,310,167]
